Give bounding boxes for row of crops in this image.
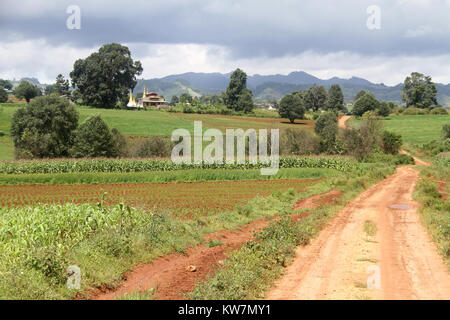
[0,157,360,174]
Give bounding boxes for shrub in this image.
[280,129,320,155]
[0,87,8,103]
[315,111,338,153]
[443,124,450,139]
[377,101,391,117]
[10,95,79,158]
[402,107,428,115]
[70,114,118,158]
[430,107,448,115]
[381,130,402,154]
[135,136,173,158]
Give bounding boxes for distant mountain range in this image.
[12,71,450,106]
[134,71,450,107]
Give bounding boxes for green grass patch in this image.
[0,167,341,186]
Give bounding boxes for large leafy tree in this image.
[224,68,253,112]
[315,111,339,153]
[304,85,328,111]
[278,91,305,123]
[10,95,79,158]
[354,90,368,101]
[0,79,13,90]
[14,80,40,103]
[70,114,118,158]
[70,43,143,108]
[401,72,437,108]
[327,84,344,111]
[352,92,380,116]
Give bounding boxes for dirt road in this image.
[266,123,450,299]
[338,115,351,129]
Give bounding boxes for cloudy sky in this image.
[1,0,450,85]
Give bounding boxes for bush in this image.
[381,130,402,154]
[430,107,448,115]
[70,114,118,158]
[377,101,391,117]
[315,111,338,153]
[443,124,450,139]
[280,129,320,155]
[0,87,8,103]
[135,136,173,157]
[402,107,428,115]
[10,95,79,158]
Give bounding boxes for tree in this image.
[10,95,79,158]
[224,68,253,112]
[45,84,58,95]
[179,93,193,104]
[0,79,13,90]
[70,43,143,108]
[14,80,39,103]
[304,85,328,111]
[278,92,305,123]
[170,95,179,106]
[235,89,254,112]
[354,90,368,102]
[378,101,391,117]
[55,74,70,96]
[70,114,118,158]
[401,72,437,108]
[352,92,380,117]
[327,84,344,111]
[0,87,8,103]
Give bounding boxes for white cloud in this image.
[2,40,450,86]
[404,25,434,38]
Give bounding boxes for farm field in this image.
[381,115,450,146]
[0,103,312,160]
[0,178,317,217]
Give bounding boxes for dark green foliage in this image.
[70,43,143,108]
[235,89,254,112]
[304,85,327,111]
[0,87,8,103]
[402,72,437,109]
[111,128,128,157]
[327,84,344,111]
[44,84,57,95]
[169,95,179,106]
[224,69,253,112]
[10,95,79,158]
[381,131,402,154]
[179,93,193,104]
[14,80,40,103]
[278,92,305,123]
[352,92,380,116]
[54,74,70,96]
[0,79,13,90]
[354,90,368,101]
[70,114,118,158]
[315,112,339,152]
[444,124,450,139]
[378,101,391,117]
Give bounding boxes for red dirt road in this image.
[266,164,450,300]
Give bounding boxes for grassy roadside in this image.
[0,178,329,300]
[188,164,396,299]
[413,154,450,270]
[0,168,341,186]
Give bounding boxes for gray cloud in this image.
[1,0,450,84]
[1,0,450,57]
